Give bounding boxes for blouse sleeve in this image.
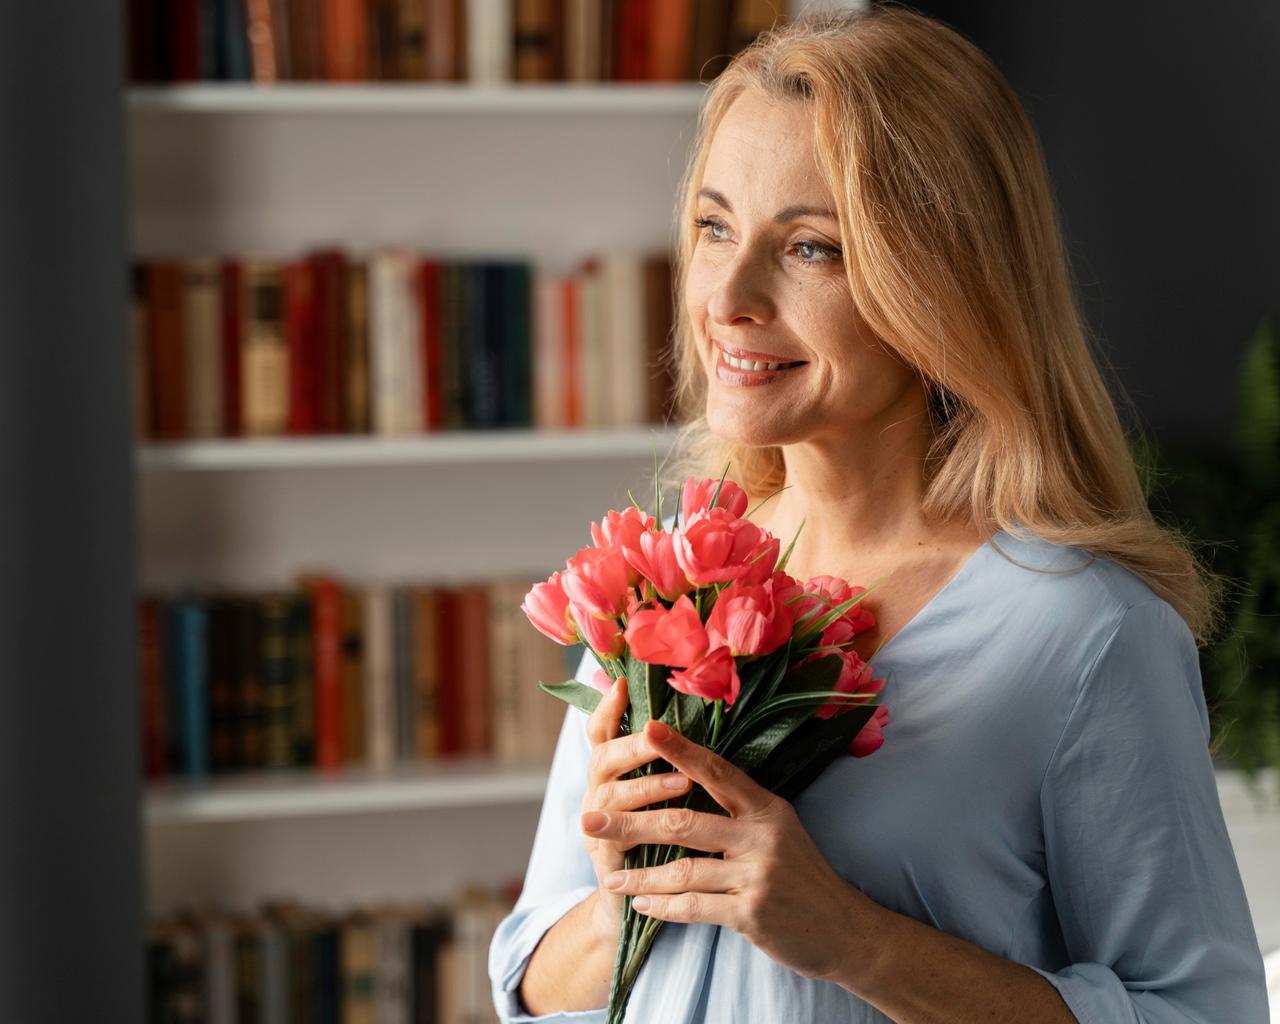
[1025,598,1269,1022]
[488,645,609,1023]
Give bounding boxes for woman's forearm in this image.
[828,886,1076,1023]
[517,890,617,1016]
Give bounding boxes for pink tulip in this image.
[621,528,690,602]
[673,507,780,586]
[521,572,577,645]
[795,575,876,636]
[561,546,632,619]
[624,593,709,668]
[590,506,654,558]
[669,645,741,707]
[705,578,793,657]
[814,652,884,720]
[590,668,620,695]
[571,602,625,659]
[681,475,749,523]
[849,704,889,758]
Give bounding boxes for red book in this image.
[615,0,652,81]
[311,250,348,433]
[457,585,492,756]
[419,259,443,431]
[169,0,201,81]
[302,575,344,769]
[219,260,243,436]
[284,260,321,434]
[562,275,581,426]
[139,596,167,779]
[435,589,463,757]
[147,261,186,440]
[323,0,368,80]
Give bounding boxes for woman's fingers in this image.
[587,771,690,812]
[584,675,628,746]
[601,853,736,896]
[587,729,666,789]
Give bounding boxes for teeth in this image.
[724,352,795,372]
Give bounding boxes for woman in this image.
[489,7,1269,1022]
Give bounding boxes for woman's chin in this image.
[706,409,791,449]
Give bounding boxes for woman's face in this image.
[685,88,921,450]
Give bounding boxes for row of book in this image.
[131,250,678,442]
[127,0,789,86]
[139,577,579,780]
[148,885,516,1022]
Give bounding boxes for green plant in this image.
[1133,315,1280,785]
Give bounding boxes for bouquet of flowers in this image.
[521,466,891,1024]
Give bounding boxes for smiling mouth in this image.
[714,341,807,372]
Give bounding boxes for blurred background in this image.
[0,0,1276,1020]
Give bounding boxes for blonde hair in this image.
[659,5,1223,646]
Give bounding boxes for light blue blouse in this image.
[489,525,1269,1022]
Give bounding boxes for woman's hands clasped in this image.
[579,673,873,985]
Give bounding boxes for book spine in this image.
[419,260,443,431]
[241,262,289,436]
[260,594,295,768]
[344,259,371,433]
[392,586,416,760]
[139,595,168,779]
[183,259,224,437]
[313,250,348,433]
[289,590,315,764]
[208,597,240,773]
[175,598,211,777]
[285,259,321,435]
[364,585,395,770]
[219,260,244,436]
[308,577,345,769]
[234,597,268,769]
[340,589,368,763]
[411,587,439,759]
[148,261,187,440]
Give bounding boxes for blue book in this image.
[171,598,211,777]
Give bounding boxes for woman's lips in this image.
[714,346,807,387]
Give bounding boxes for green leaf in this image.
[537,679,603,717]
[752,704,878,800]
[658,690,708,748]
[726,704,814,773]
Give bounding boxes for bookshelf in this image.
[137,425,682,471]
[127,81,707,115]
[145,760,552,825]
[129,66,701,949]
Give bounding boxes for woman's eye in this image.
[693,216,841,266]
[793,240,840,264]
[693,215,729,242]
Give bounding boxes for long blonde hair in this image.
[660,5,1222,646]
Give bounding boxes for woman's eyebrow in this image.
[697,187,838,223]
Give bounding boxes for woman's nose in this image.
[705,245,775,327]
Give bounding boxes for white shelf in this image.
[126,82,707,115]
[145,759,551,824]
[136,426,683,471]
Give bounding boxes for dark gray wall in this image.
[0,3,144,1021]
[882,0,1280,447]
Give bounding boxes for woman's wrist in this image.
[587,888,623,944]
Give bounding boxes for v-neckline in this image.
[869,529,1006,664]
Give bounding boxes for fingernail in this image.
[648,720,672,741]
[582,811,608,832]
[661,773,688,790]
[632,896,651,912]
[603,871,625,890]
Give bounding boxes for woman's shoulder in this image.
[981,522,1189,651]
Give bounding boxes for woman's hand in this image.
[580,717,871,984]
[581,675,693,940]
